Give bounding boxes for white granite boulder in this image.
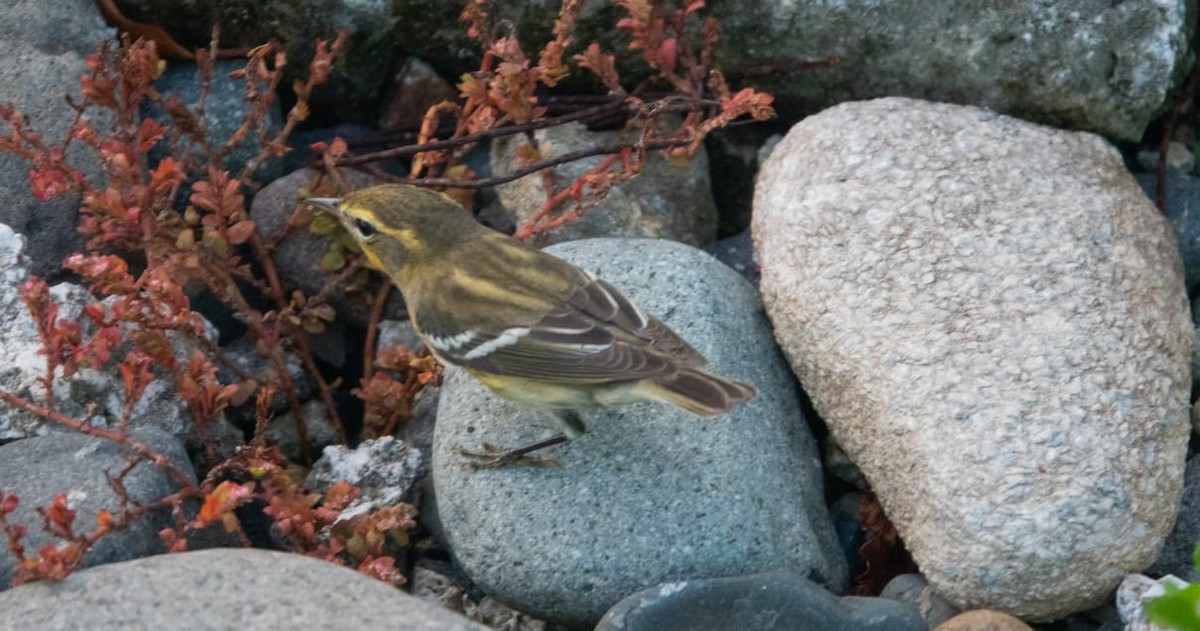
[753,97,1191,620]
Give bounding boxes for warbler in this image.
[307,184,756,463]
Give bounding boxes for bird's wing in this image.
[414,272,705,383]
[567,276,707,368]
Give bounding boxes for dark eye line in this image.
[355,217,378,238]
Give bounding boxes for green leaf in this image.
[320,248,346,272]
[309,212,341,236]
[1146,582,1200,629]
[335,232,361,252]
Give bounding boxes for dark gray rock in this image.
[378,318,424,354]
[828,492,867,581]
[1136,171,1200,296]
[142,58,285,183]
[0,427,195,588]
[266,400,342,463]
[0,548,487,629]
[702,230,759,286]
[111,0,397,124]
[0,0,113,277]
[249,167,407,326]
[1146,454,1200,582]
[596,571,927,631]
[215,335,312,427]
[391,1,1185,141]
[880,573,962,629]
[433,238,845,626]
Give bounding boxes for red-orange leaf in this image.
[136,117,169,153]
[657,38,678,74]
[226,220,256,245]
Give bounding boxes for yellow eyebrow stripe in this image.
[342,204,424,253]
[380,226,422,252]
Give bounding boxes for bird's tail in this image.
[638,369,757,417]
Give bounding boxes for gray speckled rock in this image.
[596,571,927,631]
[709,0,1189,141]
[432,238,844,626]
[0,427,195,588]
[753,97,1191,620]
[491,123,718,247]
[0,548,487,629]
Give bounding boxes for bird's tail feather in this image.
[639,369,756,417]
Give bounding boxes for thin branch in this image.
[382,137,693,189]
[1157,55,1200,212]
[0,390,196,490]
[336,97,631,165]
[362,282,392,382]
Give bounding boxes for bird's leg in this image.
[554,410,587,439]
[456,411,586,469]
[456,433,569,469]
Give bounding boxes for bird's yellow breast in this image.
[466,369,643,410]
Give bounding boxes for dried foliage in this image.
[337,0,775,239]
[0,34,419,587]
[852,491,917,596]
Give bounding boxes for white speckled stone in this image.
[0,222,238,453]
[1116,573,1190,631]
[753,97,1191,621]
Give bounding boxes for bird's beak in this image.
[305,197,342,214]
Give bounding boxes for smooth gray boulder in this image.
[0,427,195,588]
[596,571,927,631]
[433,238,844,626]
[0,548,487,629]
[753,97,1191,620]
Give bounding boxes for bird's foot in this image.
[455,442,562,470]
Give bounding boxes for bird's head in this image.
[306,184,479,278]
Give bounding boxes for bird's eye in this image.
[354,218,378,238]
